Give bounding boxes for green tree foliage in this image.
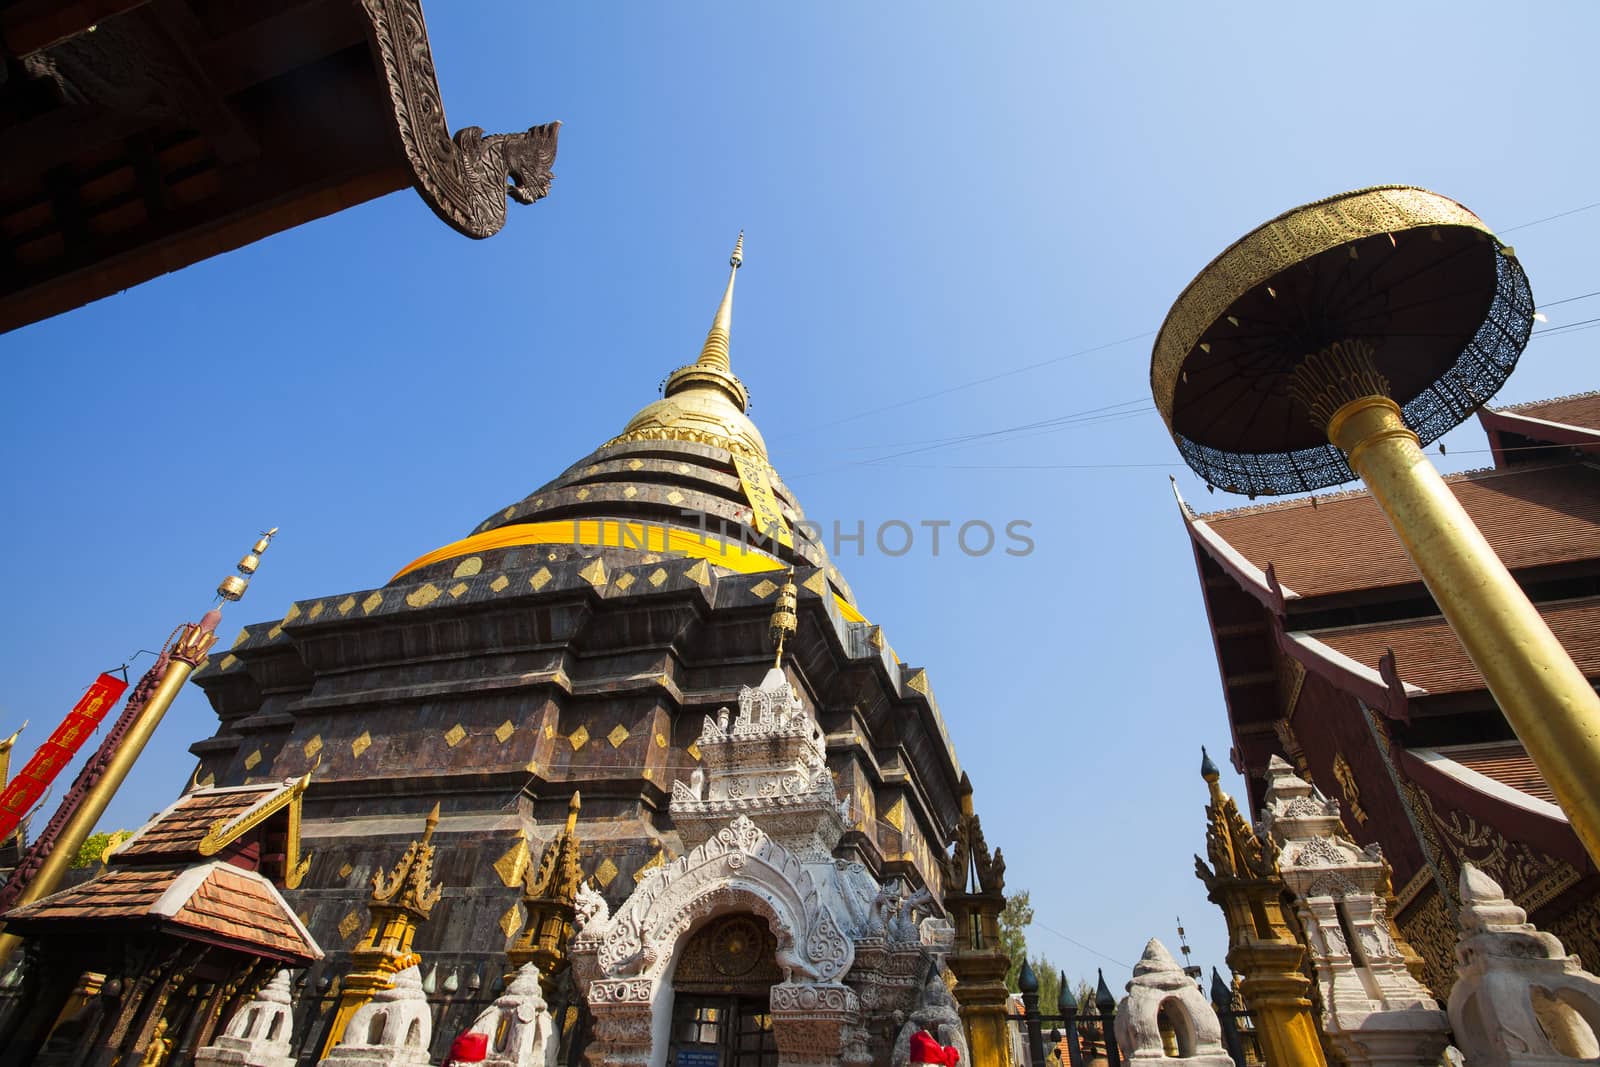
[71,829,126,868]
[1001,890,1033,992]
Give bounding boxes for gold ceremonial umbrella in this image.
[1151,185,1600,867]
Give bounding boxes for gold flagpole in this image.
[0,529,276,967]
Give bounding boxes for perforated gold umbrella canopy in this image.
[1151,186,1535,496]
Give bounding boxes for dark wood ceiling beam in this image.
[197,1,367,97]
[0,0,150,56]
[147,0,258,165]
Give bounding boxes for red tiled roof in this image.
[1306,596,1600,695]
[1496,391,1600,431]
[1199,463,1600,599]
[116,782,291,862]
[3,862,320,962]
[1434,741,1556,804]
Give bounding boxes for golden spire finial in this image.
[423,801,441,843]
[769,568,798,669]
[695,231,743,373]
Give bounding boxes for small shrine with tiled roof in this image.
[165,237,977,1065]
[0,775,321,1063]
[1178,391,1600,998]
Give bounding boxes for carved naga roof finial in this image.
[770,569,798,669]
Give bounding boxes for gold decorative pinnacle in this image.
[220,527,278,603]
[769,569,798,669]
[370,803,445,918]
[695,231,743,373]
[1286,339,1391,430]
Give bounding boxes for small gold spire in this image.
[696,231,743,373]
[423,801,441,843]
[769,568,798,669]
[565,790,581,834]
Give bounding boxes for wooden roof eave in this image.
[1399,746,1591,871]
[1172,479,1298,616]
[1477,408,1600,466]
[1175,480,1429,721]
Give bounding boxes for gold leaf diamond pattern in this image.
[543,724,556,739]
[677,463,691,474]
[500,903,524,939]
[232,629,249,649]
[493,837,529,887]
[219,654,239,672]
[594,857,618,887]
[578,558,607,588]
[623,485,639,499]
[666,490,684,506]
[569,725,590,751]
[338,911,362,940]
[607,724,629,748]
[243,749,262,771]
[503,506,516,519]
[648,568,668,587]
[283,603,302,624]
[337,596,356,615]
[530,567,552,592]
[490,575,509,593]
[267,625,283,640]
[802,571,828,597]
[303,735,323,760]
[614,572,636,591]
[575,487,591,501]
[684,559,711,586]
[448,582,469,598]
[444,723,466,748]
[904,668,930,696]
[352,731,372,758]
[406,584,441,608]
[339,862,354,879]
[361,591,383,615]
[628,458,644,471]
[655,733,667,749]
[750,579,778,599]
[495,720,515,743]
[309,601,325,619]
[687,742,701,761]
[634,849,666,883]
[453,556,483,578]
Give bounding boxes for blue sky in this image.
[3,2,1597,987]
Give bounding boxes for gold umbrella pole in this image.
[0,529,277,968]
[1294,344,1600,864]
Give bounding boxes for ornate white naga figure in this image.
[195,970,298,1067]
[1115,939,1235,1067]
[318,965,432,1067]
[1258,755,1449,1067]
[1449,863,1600,1067]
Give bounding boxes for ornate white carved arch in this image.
[573,816,858,1067]
[589,815,853,985]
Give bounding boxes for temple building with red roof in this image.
[1177,390,1600,997]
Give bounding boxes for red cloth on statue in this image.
[911,1029,959,1065]
[448,1031,489,1062]
[910,1029,944,1064]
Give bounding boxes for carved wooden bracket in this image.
[358,0,560,239]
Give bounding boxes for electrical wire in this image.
[1031,918,1134,972]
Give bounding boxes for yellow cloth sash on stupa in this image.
[391,520,866,624]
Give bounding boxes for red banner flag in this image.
[0,673,129,843]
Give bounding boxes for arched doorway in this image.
[666,913,781,1066]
